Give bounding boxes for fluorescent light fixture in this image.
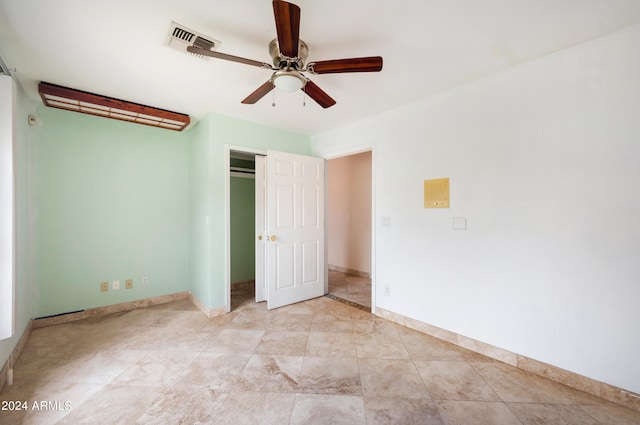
[38,82,190,131]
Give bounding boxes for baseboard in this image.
[32,292,190,328]
[0,319,33,393]
[328,264,370,278]
[189,293,226,318]
[375,306,640,412]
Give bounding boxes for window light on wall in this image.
[1,75,15,341]
[38,82,190,131]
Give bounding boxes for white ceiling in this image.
[1,0,640,136]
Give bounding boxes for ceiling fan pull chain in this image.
[303,87,306,107]
[272,88,276,107]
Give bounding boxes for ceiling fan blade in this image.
[308,56,383,74]
[241,81,274,104]
[304,80,336,108]
[273,0,300,58]
[187,46,273,69]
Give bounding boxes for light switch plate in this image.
[453,217,467,230]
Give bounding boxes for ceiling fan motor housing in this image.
[269,38,308,70]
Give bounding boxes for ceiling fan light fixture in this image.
[271,70,306,92]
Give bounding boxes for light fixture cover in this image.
[272,71,306,92]
[38,82,190,131]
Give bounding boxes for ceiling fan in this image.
[187,0,383,108]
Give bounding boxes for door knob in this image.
[269,235,277,241]
[258,235,263,241]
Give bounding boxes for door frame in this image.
[225,145,267,313]
[321,143,376,314]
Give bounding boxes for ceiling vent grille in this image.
[165,22,220,60]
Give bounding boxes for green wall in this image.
[35,106,190,317]
[188,117,212,309]
[230,176,255,283]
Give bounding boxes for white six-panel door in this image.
[266,150,325,309]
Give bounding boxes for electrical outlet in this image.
[142,276,149,286]
[385,285,391,296]
[125,279,133,289]
[100,281,109,292]
[112,280,120,290]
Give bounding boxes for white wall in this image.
[312,24,640,393]
[327,152,372,274]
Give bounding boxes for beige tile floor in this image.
[328,270,372,310]
[1,288,639,424]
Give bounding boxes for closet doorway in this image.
[229,150,258,311]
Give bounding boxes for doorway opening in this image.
[229,149,258,311]
[326,150,373,311]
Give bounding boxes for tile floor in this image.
[1,288,639,424]
[328,270,372,310]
